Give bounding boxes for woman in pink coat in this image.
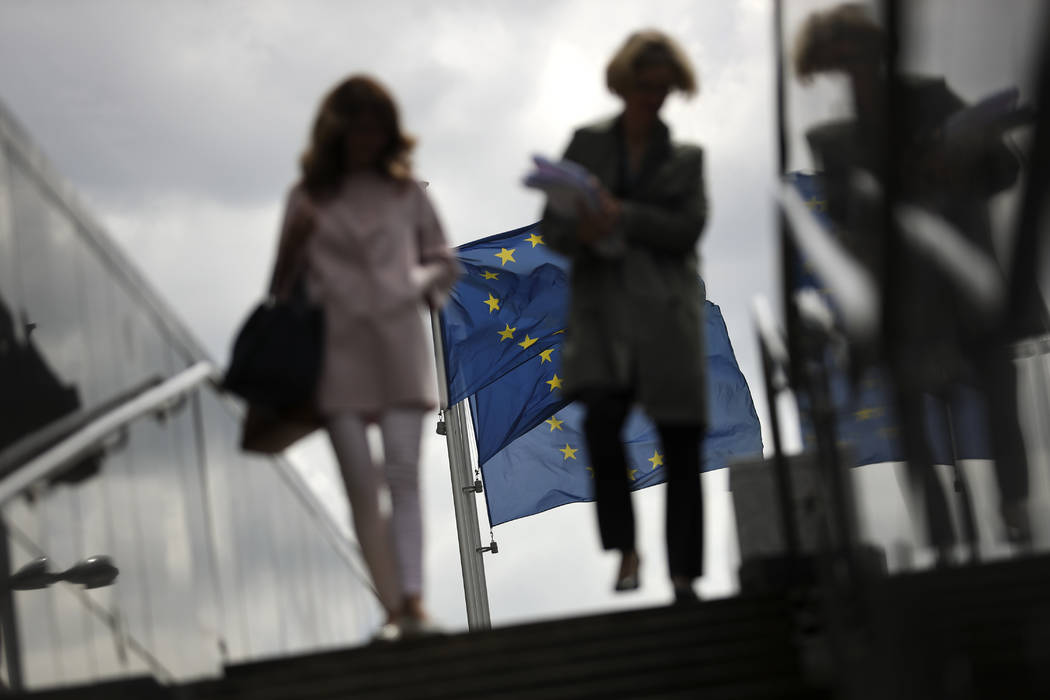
[270,75,460,641]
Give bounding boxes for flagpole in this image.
[431,308,492,631]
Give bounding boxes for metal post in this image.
[430,310,491,631]
[753,297,801,569]
[0,518,23,692]
[443,402,491,631]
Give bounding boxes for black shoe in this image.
[673,584,699,606]
[614,551,640,592]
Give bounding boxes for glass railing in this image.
[0,100,379,692]
[759,0,1050,578]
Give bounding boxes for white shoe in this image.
[399,616,445,639]
[371,622,402,644]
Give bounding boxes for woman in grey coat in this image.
[541,30,708,603]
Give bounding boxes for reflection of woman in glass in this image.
[795,3,1042,554]
[541,30,708,603]
[270,76,459,640]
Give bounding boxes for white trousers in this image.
[326,410,424,613]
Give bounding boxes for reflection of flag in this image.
[439,224,763,526]
[787,171,992,465]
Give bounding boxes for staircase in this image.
[20,595,820,700]
[19,553,1050,699]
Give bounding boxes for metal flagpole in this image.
[431,309,492,631]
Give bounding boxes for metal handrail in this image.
[0,360,378,589]
[0,375,163,480]
[753,296,790,390]
[0,362,219,505]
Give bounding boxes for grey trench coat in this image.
[540,115,709,426]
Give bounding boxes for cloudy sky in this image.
[1,0,1045,635]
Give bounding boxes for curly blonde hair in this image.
[606,30,698,98]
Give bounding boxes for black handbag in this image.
[223,281,324,410]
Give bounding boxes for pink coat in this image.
[272,174,460,419]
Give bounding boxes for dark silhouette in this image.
[541,30,708,603]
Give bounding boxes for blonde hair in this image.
[793,3,884,81]
[606,30,698,98]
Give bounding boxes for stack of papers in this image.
[942,86,1023,143]
[523,155,600,216]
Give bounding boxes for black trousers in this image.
[581,392,704,579]
[896,340,1030,548]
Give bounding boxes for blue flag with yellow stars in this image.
[440,223,567,403]
[439,224,763,526]
[787,171,993,465]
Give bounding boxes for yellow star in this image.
[585,466,595,479]
[518,334,537,350]
[804,196,829,212]
[628,468,639,481]
[538,348,554,364]
[648,450,664,469]
[481,270,500,280]
[525,232,545,247]
[553,329,566,335]
[560,443,578,460]
[494,248,516,266]
[545,416,564,431]
[546,374,562,391]
[483,293,500,313]
[497,323,516,341]
[855,407,884,421]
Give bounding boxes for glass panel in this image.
[0,144,18,314]
[2,165,83,459]
[1,110,380,687]
[895,1,1048,553]
[782,0,862,174]
[164,387,223,673]
[37,489,92,684]
[7,165,90,411]
[236,454,283,657]
[198,392,250,661]
[73,236,122,408]
[6,502,60,687]
[284,504,320,649]
[780,0,1050,564]
[75,476,124,681]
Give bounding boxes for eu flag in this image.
[440,224,763,525]
[439,223,567,404]
[787,171,993,465]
